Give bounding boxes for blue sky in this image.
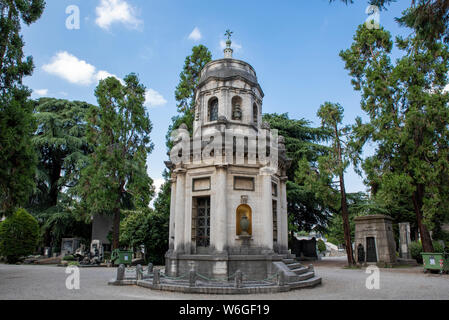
[22,0,411,195]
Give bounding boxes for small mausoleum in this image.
[354,215,397,265]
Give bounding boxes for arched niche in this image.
[253,103,258,125]
[208,97,218,122]
[231,96,243,121]
[236,204,252,236]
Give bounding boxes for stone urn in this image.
[240,215,250,236]
[233,105,242,120]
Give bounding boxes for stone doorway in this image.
[195,197,211,249]
[366,237,377,263]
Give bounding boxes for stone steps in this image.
[286,262,303,270]
[288,276,322,290]
[291,267,309,275]
[295,271,315,281]
[282,258,295,264]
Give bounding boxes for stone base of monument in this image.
[108,254,322,294]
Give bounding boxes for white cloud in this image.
[95,0,143,30]
[188,27,202,41]
[220,40,242,50]
[34,89,48,96]
[144,88,167,107]
[43,51,122,86]
[43,51,97,86]
[153,178,165,195]
[95,70,124,84]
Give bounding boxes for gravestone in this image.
[117,264,125,281]
[153,269,160,285]
[399,222,411,259]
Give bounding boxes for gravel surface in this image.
[0,259,448,300]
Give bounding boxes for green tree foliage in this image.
[263,113,332,233]
[175,44,212,114]
[167,45,212,149]
[78,74,154,249]
[340,24,449,252]
[30,98,93,209]
[325,192,387,245]
[0,0,45,215]
[0,208,39,263]
[152,45,212,244]
[316,102,355,264]
[33,206,91,251]
[120,206,169,265]
[332,0,449,43]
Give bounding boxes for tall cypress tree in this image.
[0,0,45,215]
[78,74,154,249]
[153,45,212,221]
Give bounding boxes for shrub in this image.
[432,241,444,254]
[0,208,39,264]
[410,240,445,264]
[317,239,326,253]
[410,241,423,263]
[63,255,75,261]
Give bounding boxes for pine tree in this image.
[0,0,45,215]
[332,0,449,44]
[153,46,212,222]
[340,24,449,252]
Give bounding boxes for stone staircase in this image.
[272,254,322,289]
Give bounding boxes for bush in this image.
[317,239,326,253]
[410,240,445,264]
[410,241,423,263]
[0,208,39,264]
[63,255,75,261]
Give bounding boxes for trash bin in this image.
[111,249,133,265]
[421,252,449,274]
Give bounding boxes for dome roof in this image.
[199,58,259,86]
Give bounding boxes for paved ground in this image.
[0,257,448,300]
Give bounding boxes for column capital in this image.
[280,176,288,183]
[173,168,187,175]
[215,163,229,170]
[259,166,277,176]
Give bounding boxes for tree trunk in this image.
[335,125,355,265]
[412,184,434,252]
[340,174,355,265]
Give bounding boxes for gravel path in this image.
[0,260,448,300]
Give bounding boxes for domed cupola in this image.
[194,31,264,134]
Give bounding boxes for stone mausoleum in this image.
[354,215,397,265]
[164,38,299,281]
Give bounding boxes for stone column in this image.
[174,168,186,253]
[213,165,228,253]
[399,222,411,259]
[168,176,177,250]
[260,167,274,252]
[280,176,289,254]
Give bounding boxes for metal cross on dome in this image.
[225,29,233,40]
